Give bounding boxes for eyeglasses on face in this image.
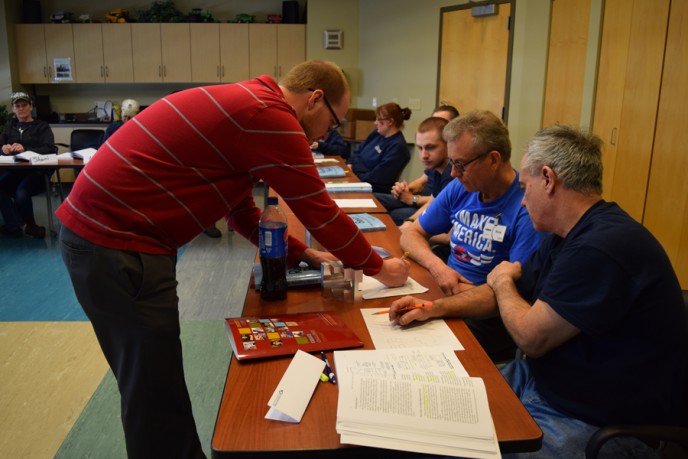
[308,88,341,131]
[448,150,493,172]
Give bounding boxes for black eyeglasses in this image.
[308,88,341,131]
[448,150,492,172]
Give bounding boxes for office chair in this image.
[584,290,688,459]
[66,129,104,151]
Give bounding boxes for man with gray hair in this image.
[393,125,688,456]
[399,110,542,361]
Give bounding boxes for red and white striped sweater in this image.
[56,76,382,275]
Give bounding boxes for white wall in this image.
[351,0,552,181]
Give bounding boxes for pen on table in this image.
[373,301,431,315]
[320,351,336,384]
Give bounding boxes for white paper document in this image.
[72,147,97,159]
[358,274,428,299]
[361,307,464,351]
[333,198,376,208]
[313,158,339,164]
[334,348,500,458]
[265,350,325,423]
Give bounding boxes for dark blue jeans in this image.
[0,169,47,228]
[59,225,206,459]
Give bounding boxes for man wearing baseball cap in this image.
[0,91,57,238]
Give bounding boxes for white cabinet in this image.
[131,23,191,82]
[248,24,305,79]
[73,24,133,83]
[16,24,76,84]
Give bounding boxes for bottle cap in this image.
[267,196,279,206]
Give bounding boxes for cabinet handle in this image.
[217,65,220,78]
[274,65,278,78]
[48,66,53,79]
[44,66,48,77]
[221,66,224,78]
[101,66,104,78]
[105,66,109,78]
[158,65,162,77]
[610,127,617,146]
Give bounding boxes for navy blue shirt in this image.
[518,200,688,426]
[349,130,410,193]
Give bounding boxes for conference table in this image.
[211,208,543,457]
[0,157,84,234]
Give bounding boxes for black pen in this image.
[320,351,336,384]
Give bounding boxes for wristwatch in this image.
[412,195,419,206]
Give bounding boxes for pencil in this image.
[373,302,430,315]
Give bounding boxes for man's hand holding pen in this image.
[388,296,434,326]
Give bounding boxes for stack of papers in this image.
[317,165,347,178]
[0,155,16,163]
[325,182,372,193]
[57,147,97,162]
[349,213,386,232]
[334,348,500,458]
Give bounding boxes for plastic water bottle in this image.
[259,196,288,300]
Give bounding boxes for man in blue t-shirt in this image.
[391,125,688,456]
[400,110,542,361]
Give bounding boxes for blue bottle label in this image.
[259,226,287,258]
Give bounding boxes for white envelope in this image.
[265,350,325,423]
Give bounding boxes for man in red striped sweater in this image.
[56,60,409,458]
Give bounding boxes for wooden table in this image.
[0,158,84,234]
[211,214,542,458]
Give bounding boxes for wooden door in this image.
[102,23,133,83]
[595,0,669,222]
[276,25,305,80]
[249,24,277,79]
[44,24,76,83]
[541,0,591,127]
[191,24,221,83]
[438,2,512,119]
[132,24,162,82]
[73,24,104,83]
[16,25,49,83]
[161,24,191,82]
[643,0,688,286]
[220,23,249,82]
[591,0,633,201]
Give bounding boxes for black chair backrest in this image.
[70,129,104,150]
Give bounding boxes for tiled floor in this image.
[0,189,261,458]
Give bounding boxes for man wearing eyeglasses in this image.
[399,110,542,362]
[56,60,409,458]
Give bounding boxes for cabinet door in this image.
[16,24,49,83]
[132,24,163,82]
[276,25,305,79]
[220,23,249,82]
[190,23,220,83]
[102,23,133,82]
[73,24,105,83]
[249,24,277,78]
[44,24,76,83]
[161,24,191,82]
